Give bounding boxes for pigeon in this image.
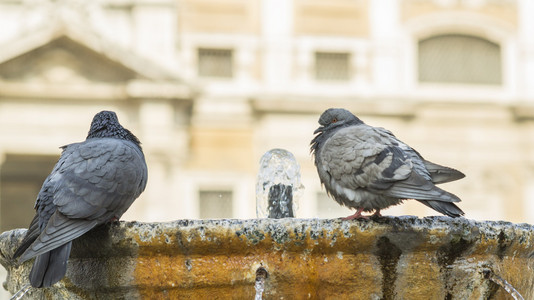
[310,108,465,219]
[13,111,148,288]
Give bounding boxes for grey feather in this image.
[311,108,464,218]
[13,215,39,259]
[13,111,148,287]
[18,213,98,262]
[29,242,72,288]
[423,160,465,184]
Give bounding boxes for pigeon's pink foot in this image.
[372,210,382,217]
[108,216,120,224]
[342,208,368,220]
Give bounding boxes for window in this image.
[315,52,351,81]
[197,48,233,78]
[0,154,58,231]
[418,34,502,85]
[198,190,233,219]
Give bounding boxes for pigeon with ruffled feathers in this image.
[311,108,464,219]
[13,110,148,287]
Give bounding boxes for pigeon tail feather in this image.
[29,242,72,288]
[424,160,465,184]
[418,200,464,218]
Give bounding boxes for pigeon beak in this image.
[314,126,324,134]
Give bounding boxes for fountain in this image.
[256,149,303,219]
[0,217,532,299]
[0,150,532,299]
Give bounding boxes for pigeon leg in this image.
[342,208,367,220]
[372,209,382,217]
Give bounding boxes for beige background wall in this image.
[0,0,533,231]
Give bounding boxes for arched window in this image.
[418,34,502,85]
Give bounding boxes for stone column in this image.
[518,0,534,99]
[370,0,402,94]
[123,101,179,222]
[132,0,178,69]
[261,0,293,91]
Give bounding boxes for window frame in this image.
[197,48,234,79]
[314,51,352,82]
[197,188,234,219]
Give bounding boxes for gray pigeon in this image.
[311,108,464,219]
[13,111,148,287]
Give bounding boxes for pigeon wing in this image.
[18,212,97,263]
[323,126,460,203]
[373,127,465,184]
[14,146,72,259]
[13,215,39,259]
[320,125,405,189]
[53,138,147,220]
[18,138,147,262]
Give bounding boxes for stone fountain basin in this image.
[0,216,533,299]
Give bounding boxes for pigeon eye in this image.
[331,118,338,123]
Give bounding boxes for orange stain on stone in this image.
[119,219,534,299]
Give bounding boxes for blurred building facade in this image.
[0,0,533,230]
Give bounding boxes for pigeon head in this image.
[311,108,363,155]
[86,111,141,147]
[314,108,362,134]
